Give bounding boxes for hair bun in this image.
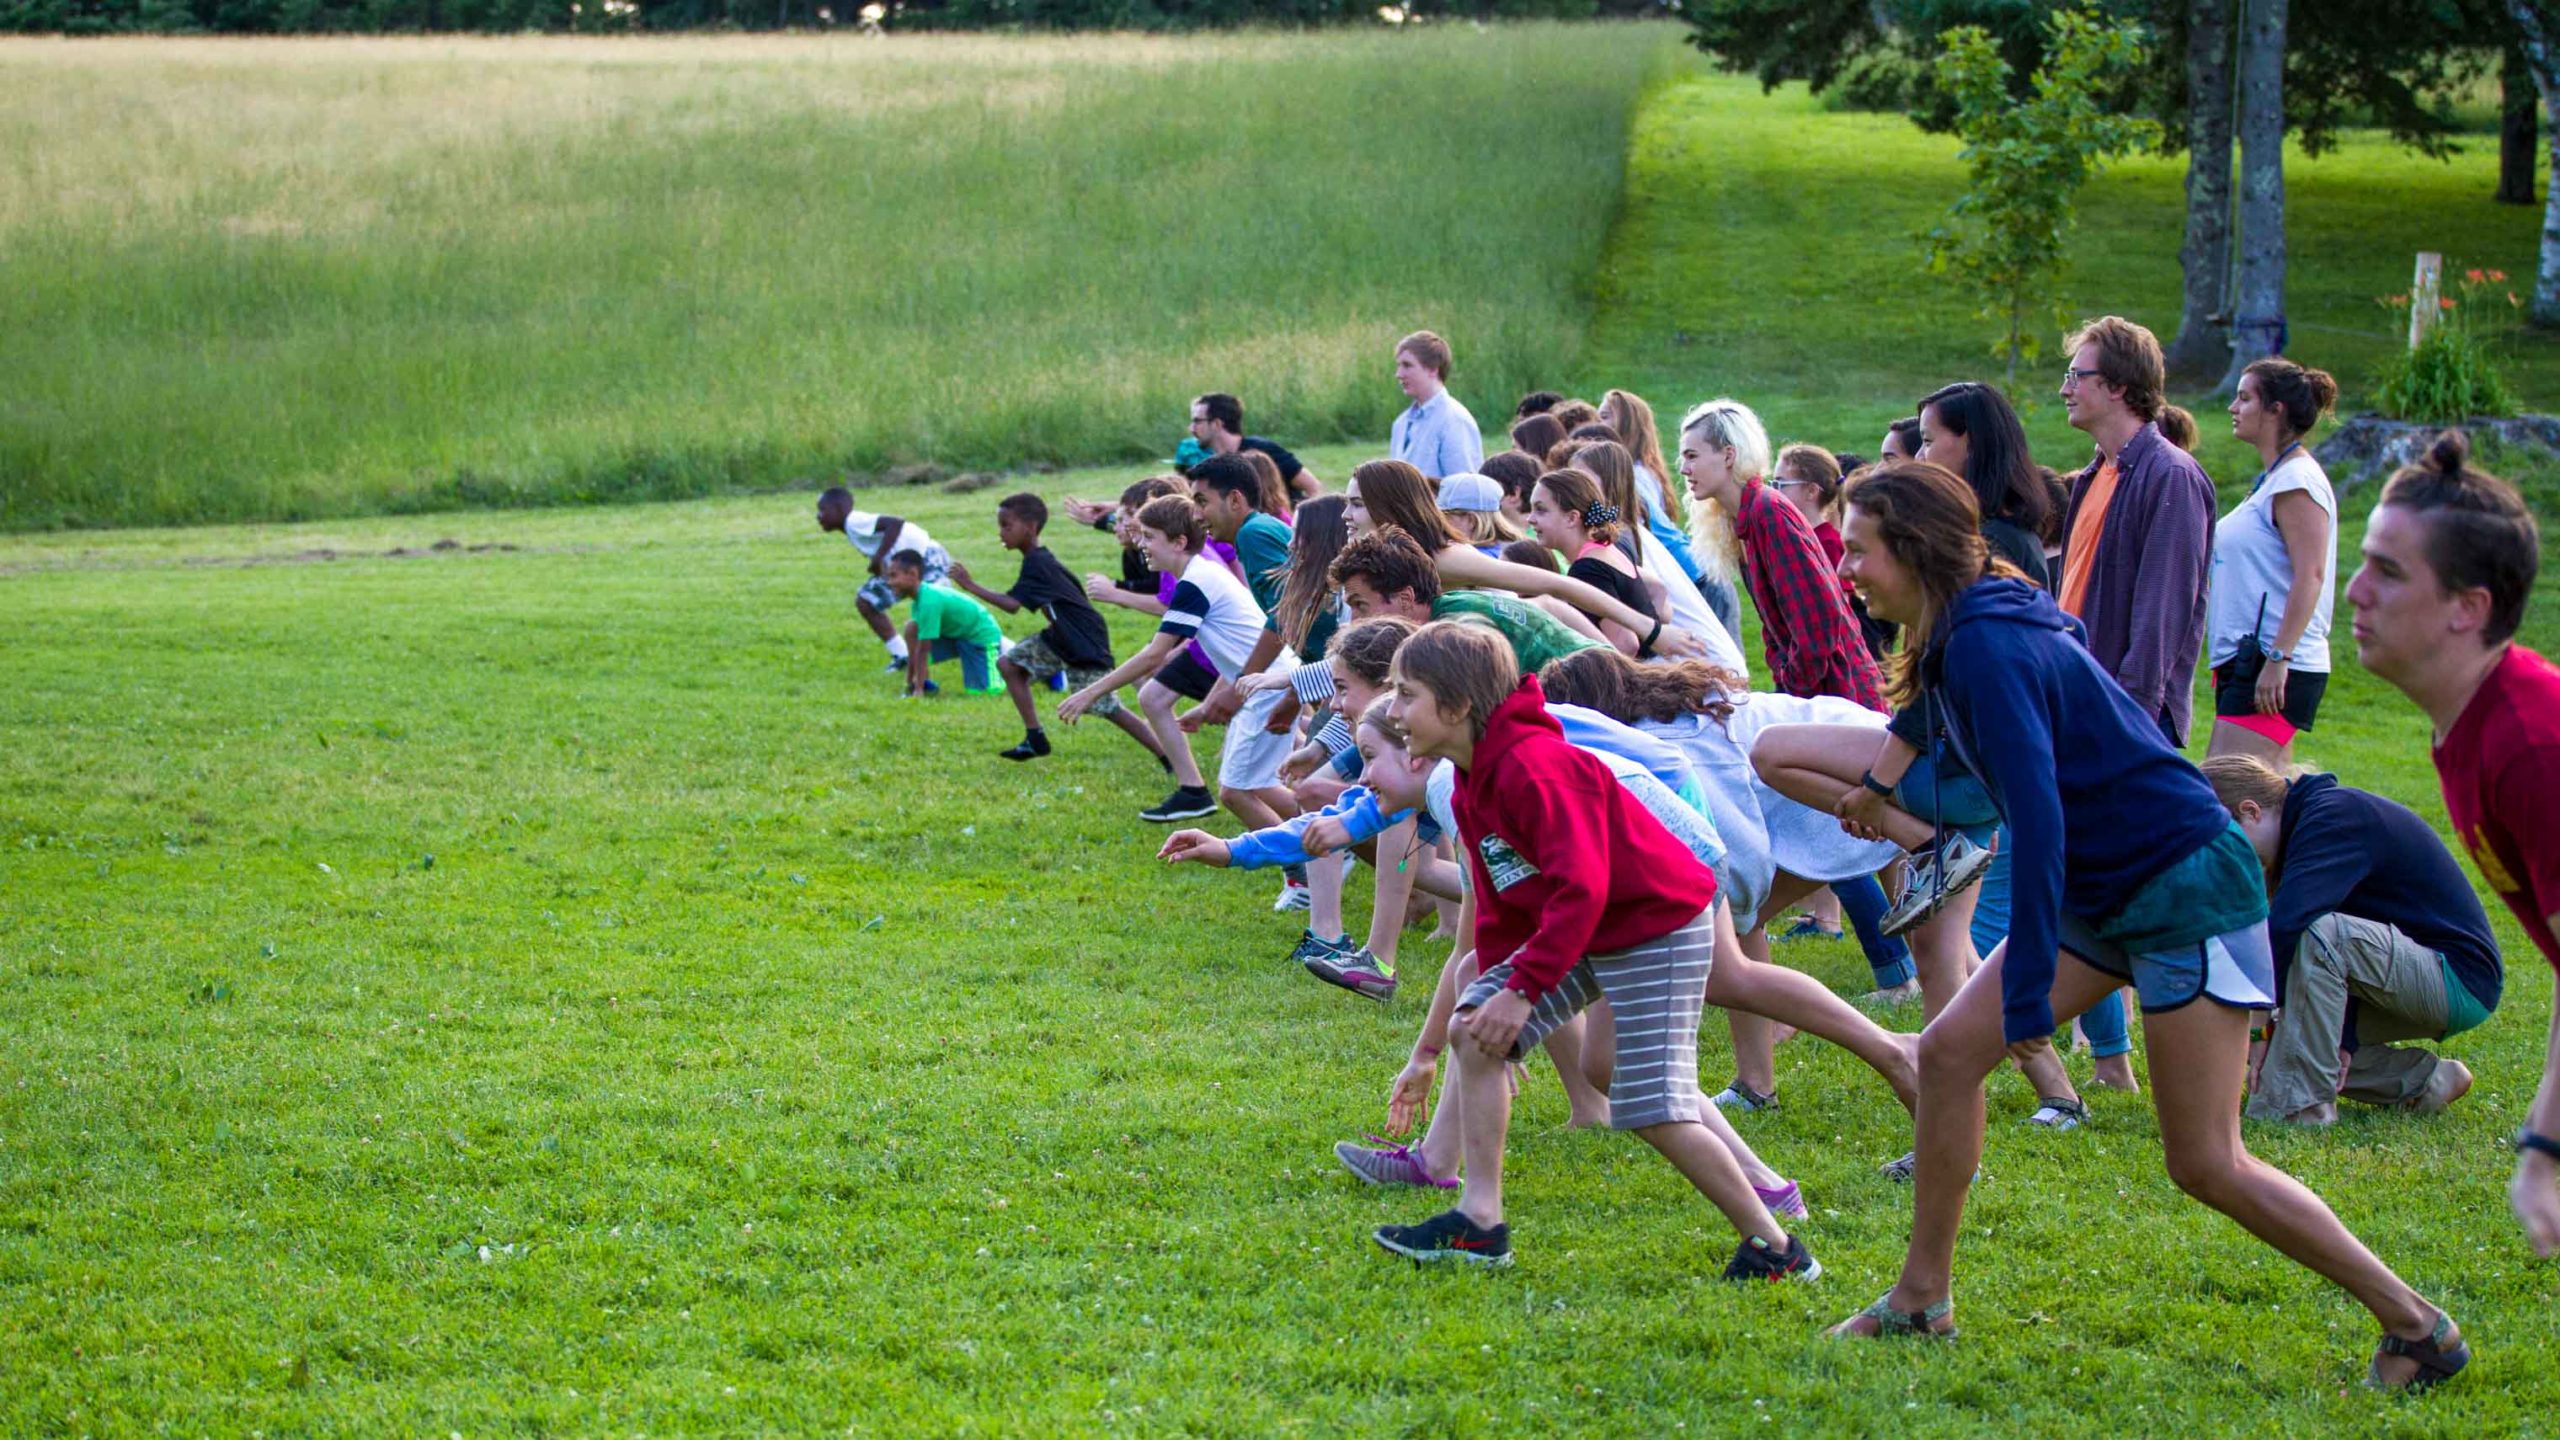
[2429,428,2472,475]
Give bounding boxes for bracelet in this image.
[1413,1043,1442,1062]
[1859,770,1896,798]
[2517,1130,2560,1163]
[1639,619,1664,656]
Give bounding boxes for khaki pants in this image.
[2247,913,2448,1121]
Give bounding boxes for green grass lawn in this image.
[4,462,2559,1436]
[0,26,1666,530]
[10,33,2560,1439]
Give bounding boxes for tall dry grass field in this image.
[0,27,1672,529]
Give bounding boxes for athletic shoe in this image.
[1755,1180,1808,1219]
[1722,1232,1822,1283]
[1289,929,1353,969]
[1879,832,1996,938]
[1879,1150,1917,1183]
[2403,1058,2474,1115]
[1138,786,1217,823]
[1334,1136,1459,1190]
[1774,915,1843,943]
[2024,1096,2089,1131]
[1711,1081,1780,1113]
[1308,947,1397,1002]
[882,659,908,674]
[1272,881,1313,912]
[1373,1209,1511,1267]
[999,731,1052,762]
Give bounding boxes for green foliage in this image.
[0,25,1671,530]
[1921,8,2161,388]
[1,0,1661,32]
[2373,265,2528,423]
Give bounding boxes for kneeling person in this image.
[885,549,1000,697]
[2202,755,2501,1125]
[1367,620,1815,1281]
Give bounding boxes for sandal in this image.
[2024,1096,2088,1131]
[2367,1312,2467,1391]
[1829,1292,1956,1339]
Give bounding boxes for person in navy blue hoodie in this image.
[2200,755,2501,1126]
[1822,461,2467,1390]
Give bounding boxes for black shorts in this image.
[2213,659,2327,733]
[1154,647,1218,702]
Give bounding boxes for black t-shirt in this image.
[1984,517,2051,592]
[1011,546,1115,669]
[1118,545,1152,593]
[1240,436,1303,482]
[1567,554,1657,624]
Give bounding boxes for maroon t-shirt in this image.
[2433,643,2560,973]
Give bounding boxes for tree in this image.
[2218,0,2286,391]
[1924,9,2163,389]
[2162,0,2233,381]
[2512,0,2560,324]
[2504,42,2542,206]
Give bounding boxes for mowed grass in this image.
[5,459,2560,1436]
[1580,68,2560,496]
[0,27,1670,531]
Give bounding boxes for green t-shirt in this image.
[1236,511,1293,618]
[910,583,1003,653]
[1431,588,1605,676]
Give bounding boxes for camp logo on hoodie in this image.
[1478,833,1540,892]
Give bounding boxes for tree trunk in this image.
[2514,1,2560,324]
[2217,0,2287,394]
[2165,0,2235,382]
[2502,44,2540,206]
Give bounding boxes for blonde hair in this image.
[1449,506,1525,546]
[2198,754,2293,815]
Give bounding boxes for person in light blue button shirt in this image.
[1387,329,1485,479]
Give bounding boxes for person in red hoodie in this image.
[1369,620,1820,1280]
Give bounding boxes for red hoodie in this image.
[1453,675,1719,1002]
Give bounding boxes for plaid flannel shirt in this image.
[1736,479,1887,709]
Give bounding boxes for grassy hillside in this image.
[0,27,1671,530]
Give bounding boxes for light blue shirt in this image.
[1388,389,1483,479]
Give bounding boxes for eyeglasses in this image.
[2060,367,2105,389]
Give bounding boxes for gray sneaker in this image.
[1307,947,1398,1003]
[1711,1081,1780,1113]
[1879,831,1996,938]
[1288,929,1352,968]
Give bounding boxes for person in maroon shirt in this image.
[1680,399,1887,709]
[2349,430,2560,1264]
[1364,622,1819,1281]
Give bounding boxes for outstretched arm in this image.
[1437,548,1706,658]
[2516,987,2560,1256]
[1059,632,1180,723]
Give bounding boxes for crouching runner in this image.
[1368,620,1817,1281]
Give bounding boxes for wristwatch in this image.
[1859,770,1896,798]
[2516,1130,2560,1163]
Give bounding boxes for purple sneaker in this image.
[1755,1180,1808,1219]
[1334,1135,1459,1189]
[1307,947,1398,1003]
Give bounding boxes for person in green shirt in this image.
[1327,526,1604,676]
[885,549,1001,697]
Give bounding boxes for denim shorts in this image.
[1892,747,1999,843]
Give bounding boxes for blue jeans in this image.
[928,638,994,692]
[1967,829,2130,1058]
[1836,873,1914,989]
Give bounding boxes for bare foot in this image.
[2403,1059,2473,1115]
[2092,1054,2140,1093]
[1859,978,1922,1008]
[1565,1104,1611,1129]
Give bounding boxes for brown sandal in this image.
[2366,1313,2467,1391]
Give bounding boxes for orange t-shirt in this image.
[2058,457,2120,618]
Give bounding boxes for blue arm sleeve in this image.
[1225,815,1317,871]
[1333,787,1416,847]
[1946,643,2065,1045]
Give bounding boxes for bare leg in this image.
[2146,997,2442,1343]
[856,595,898,647]
[1845,946,2133,1329]
[1540,1012,1612,1128]
[1753,723,1936,851]
[1712,898,1920,1109]
[1728,1009,1778,1097]
[1806,886,1843,931]
[1413,954,1476,1178]
[1305,850,1348,942]
[1636,1119,1788,1248]
[1218,784,1286,832]
[1452,1036,1516,1229]
[999,656,1040,730]
[1139,680,1205,790]
[1363,814,1423,966]
[1695,1092,1787,1190]
[1103,704,1168,763]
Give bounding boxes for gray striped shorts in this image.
[1458,907,1716,1131]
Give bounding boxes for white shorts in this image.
[1218,683,1297,791]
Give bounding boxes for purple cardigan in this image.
[2058,421,2216,745]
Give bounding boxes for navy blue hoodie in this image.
[2267,773,2503,1028]
[1925,577,2239,1044]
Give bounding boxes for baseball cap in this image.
[1436,472,1503,513]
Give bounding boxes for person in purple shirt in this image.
[1386,329,1484,479]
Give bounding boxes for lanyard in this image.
[2249,441,2305,494]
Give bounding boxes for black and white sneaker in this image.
[1879,832,1996,938]
[1722,1232,1822,1283]
[1138,785,1218,823]
[1373,1209,1512,1267]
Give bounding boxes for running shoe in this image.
[1879,832,1996,938]
[1755,1180,1808,1219]
[1722,1232,1822,1283]
[1711,1081,1780,1113]
[1773,915,1844,943]
[2024,1096,2089,1131]
[1373,1209,1511,1267]
[998,731,1052,762]
[1308,948,1398,1003]
[1138,786,1217,823]
[1879,1151,1917,1183]
[1288,929,1353,968]
[1272,881,1313,912]
[1334,1136,1459,1190]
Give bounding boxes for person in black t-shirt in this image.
[1192,392,1321,502]
[948,493,1168,766]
